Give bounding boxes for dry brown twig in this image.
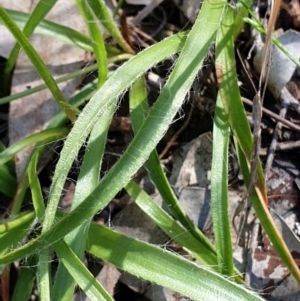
[235,0,282,245]
[241,96,300,133]
[248,0,281,200]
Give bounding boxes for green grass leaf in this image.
[129,77,216,255]
[3,0,59,88]
[125,181,218,266]
[211,93,233,275]
[76,0,108,87]
[0,7,76,121]
[0,127,68,166]
[51,100,116,301]
[54,240,113,301]
[86,0,134,54]
[87,223,265,301]
[11,256,37,301]
[0,165,17,198]
[2,9,122,55]
[216,2,300,284]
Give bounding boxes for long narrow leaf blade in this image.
[76,0,108,87]
[125,180,217,266]
[211,94,233,275]
[51,103,116,301]
[87,224,265,301]
[41,31,188,237]
[0,127,68,166]
[0,7,76,122]
[4,0,59,86]
[129,78,215,254]
[215,4,300,284]
[3,9,94,52]
[86,0,134,54]
[54,240,113,301]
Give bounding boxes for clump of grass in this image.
[0,0,299,300]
